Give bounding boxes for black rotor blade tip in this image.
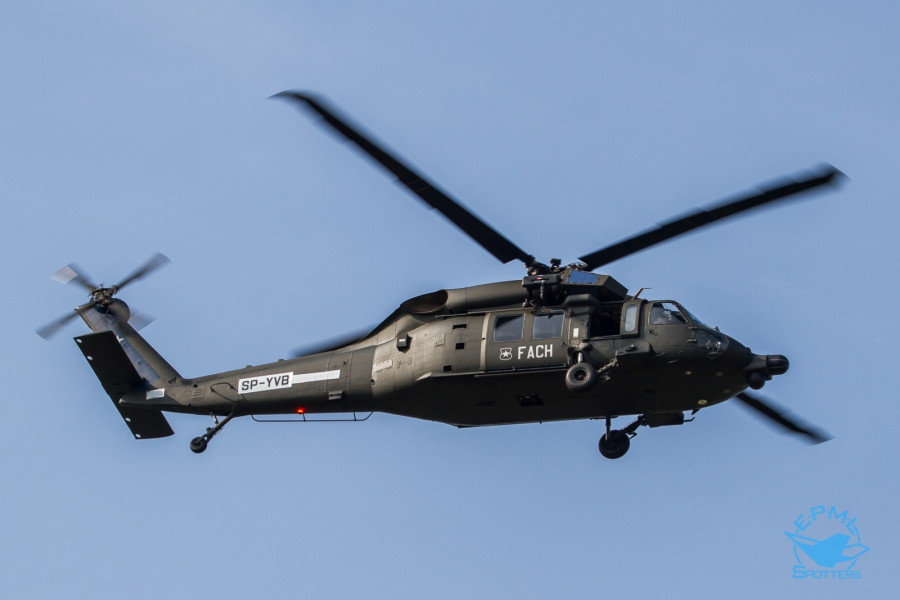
[578,164,846,270]
[735,392,831,444]
[270,91,323,114]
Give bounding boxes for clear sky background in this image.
[1,1,897,598]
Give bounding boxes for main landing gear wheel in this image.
[598,416,645,459]
[566,362,598,392]
[598,430,630,459]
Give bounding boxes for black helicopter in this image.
[38,91,840,457]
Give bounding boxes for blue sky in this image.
[2,1,897,597]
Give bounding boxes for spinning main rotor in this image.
[273,91,843,274]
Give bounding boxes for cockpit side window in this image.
[650,302,688,325]
[533,311,564,339]
[493,314,525,342]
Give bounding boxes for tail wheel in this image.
[190,437,208,454]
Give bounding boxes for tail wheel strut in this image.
[190,411,236,454]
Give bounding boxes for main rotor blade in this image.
[734,391,830,445]
[114,252,170,291]
[273,91,535,267]
[578,165,844,270]
[290,327,373,358]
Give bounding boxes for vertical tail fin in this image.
[75,330,175,439]
[75,299,187,439]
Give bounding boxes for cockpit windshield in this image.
[649,302,706,326]
[681,305,707,327]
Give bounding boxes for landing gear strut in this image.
[598,416,646,459]
[190,411,236,454]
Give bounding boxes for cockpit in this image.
[648,302,686,325]
[581,298,721,347]
[647,301,727,352]
[648,301,708,326]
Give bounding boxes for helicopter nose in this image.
[766,354,790,375]
[744,354,789,390]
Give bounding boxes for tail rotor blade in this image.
[36,312,81,340]
[114,252,170,291]
[734,391,830,444]
[36,301,96,340]
[127,309,156,332]
[51,263,98,293]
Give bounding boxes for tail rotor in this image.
[37,253,170,339]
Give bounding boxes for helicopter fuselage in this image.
[111,274,774,430]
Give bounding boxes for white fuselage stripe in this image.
[291,370,341,384]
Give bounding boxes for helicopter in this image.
[38,90,841,458]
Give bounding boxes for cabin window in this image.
[589,304,622,337]
[623,304,638,333]
[533,311,564,339]
[493,314,525,342]
[650,302,688,325]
